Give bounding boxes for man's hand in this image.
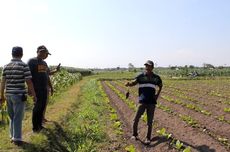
[0,96,6,105]
[28,90,37,103]
[154,94,159,101]
[125,80,137,87]
[125,82,130,87]
[28,91,37,103]
[50,87,54,96]
[28,90,32,96]
[56,63,61,72]
[32,95,37,103]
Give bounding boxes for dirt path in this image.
[104,81,229,152]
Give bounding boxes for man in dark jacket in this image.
[125,60,163,145]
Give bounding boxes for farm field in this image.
[0,71,230,152]
[99,77,230,152]
[1,0,230,151]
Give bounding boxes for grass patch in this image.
[24,79,111,152]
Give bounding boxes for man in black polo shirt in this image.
[28,45,54,132]
[125,60,163,145]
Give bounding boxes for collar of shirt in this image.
[11,58,22,62]
[144,71,153,77]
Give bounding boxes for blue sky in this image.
[0,0,229,68]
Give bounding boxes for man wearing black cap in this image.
[125,60,163,145]
[0,46,36,145]
[27,45,54,132]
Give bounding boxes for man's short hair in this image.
[12,46,23,57]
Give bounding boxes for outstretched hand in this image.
[125,82,130,99]
[125,82,130,87]
[56,63,61,71]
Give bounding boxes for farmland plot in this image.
[101,79,230,152]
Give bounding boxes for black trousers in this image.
[32,88,47,131]
[133,103,156,139]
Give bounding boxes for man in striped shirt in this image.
[0,46,36,146]
[125,60,163,145]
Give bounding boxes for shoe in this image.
[144,138,151,145]
[12,140,24,146]
[130,135,138,140]
[33,129,40,133]
[33,126,45,133]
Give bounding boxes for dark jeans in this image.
[133,103,156,139]
[32,88,47,131]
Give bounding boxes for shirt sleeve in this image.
[24,63,32,79]
[157,76,163,87]
[135,72,143,83]
[28,59,37,75]
[47,66,50,74]
[27,59,33,72]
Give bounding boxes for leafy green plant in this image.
[183,146,191,152]
[0,102,9,126]
[217,115,225,121]
[201,110,211,116]
[224,107,230,112]
[156,103,173,114]
[50,69,82,99]
[141,113,147,122]
[156,128,172,139]
[179,114,198,127]
[218,137,228,144]
[110,113,118,121]
[113,121,121,128]
[175,140,183,150]
[125,145,136,152]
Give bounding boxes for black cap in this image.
[144,60,154,67]
[12,46,23,56]
[37,45,51,55]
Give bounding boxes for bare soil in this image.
[102,80,229,152]
[101,81,177,152]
